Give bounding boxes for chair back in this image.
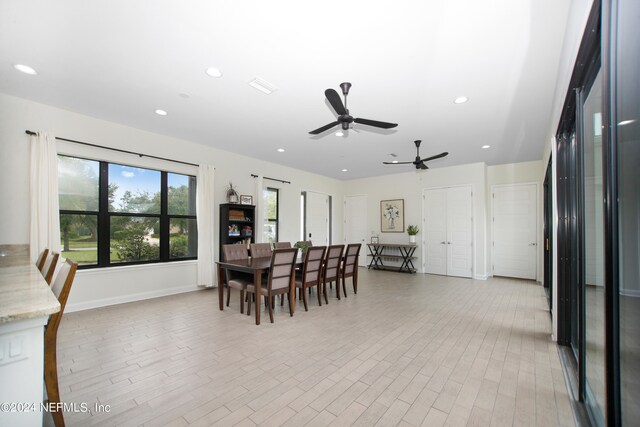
[223,244,248,261]
[250,243,272,258]
[324,244,344,282]
[46,259,78,338]
[43,252,60,285]
[273,241,292,249]
[342,244,361,276]
[36,248,49,273]
[267,248,298,292]
[301,246,327,284]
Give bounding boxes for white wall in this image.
[0,93,344,311]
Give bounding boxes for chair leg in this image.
[226,285,231,307]
[247,294,251,316]
[317,285,322,306]
[44,338,65,427]
[240,290,244,314]
[335,281,341,300]
[353,277,357,294]
[323,283,329,304]
[268,296,274,323]
[302,287,308,311]
[280,295,284,306]
[342,277,347,298]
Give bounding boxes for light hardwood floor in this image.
[48,269,575,426]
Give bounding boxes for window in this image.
[58,155,197,268]
[263,187,278,243]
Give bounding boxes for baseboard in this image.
[474,274,488,280]
[65,285,201,313]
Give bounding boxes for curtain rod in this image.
[25,130,199,167]
[251,174,291,184]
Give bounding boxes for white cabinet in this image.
[423,186,473,278]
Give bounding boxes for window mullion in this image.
[98,161,110,267]
[160,172,169,261]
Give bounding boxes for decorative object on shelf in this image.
[371,236,379,244]
[407,225,419,243]
[225,182,239,203]
[228,224,240,236]
[380,199,404,233]
[241,226,253,237]
[240,195,253,205]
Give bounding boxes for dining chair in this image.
[322,244,345,301]
[44,259,78,427]
[341,243,362,296]
[42,251,60,285]
[222,244,252,314]
[36,248,49,273]
[250,242,272,258]
[273,241,292,249]
[295,246,327,311]
[246,248,297,323]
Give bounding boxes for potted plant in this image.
[225,182,239,203]
[407,225,419,243]
[294,240,310,255]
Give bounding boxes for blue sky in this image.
[109,164,189,206]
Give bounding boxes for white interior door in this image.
[423,188,447,275]
[446,186,473,278]
[344,195,368,267]
[305,191,329,245]
[492,184,537,280]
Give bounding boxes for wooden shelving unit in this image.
[219,203,255,261]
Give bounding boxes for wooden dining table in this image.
[216,255,302,325]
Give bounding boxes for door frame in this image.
[300,189,333,245]
[343,194,368,267]
[490,182,539,281]
[421,184,475,277]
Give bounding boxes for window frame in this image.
[58,154,197,269]
[264,187,279,243]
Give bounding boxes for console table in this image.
[366,243,417,273]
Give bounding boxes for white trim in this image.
[74,259,197,275]
[474,274,488,280]
[66,285,201,313]
[620,289,640,298]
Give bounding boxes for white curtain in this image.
[254,176,264,243]
[196,164,216,288]
[29,132,61,262]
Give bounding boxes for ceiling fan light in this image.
[335,131,344,137]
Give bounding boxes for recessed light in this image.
[454,96,468,104]
[618,119,636,126]
[248,77,277,95]
[154,109,168,116]
[482,145,490,149]
[205,67,223,78]
[14,64,37,75]
[277,148,285,152]
[341,169,348,172]
[335,131,344,137]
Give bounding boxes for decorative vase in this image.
[409,235,416,244]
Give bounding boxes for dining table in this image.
[216,255,303,325]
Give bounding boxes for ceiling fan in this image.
[383,140,448,170]
[309,82,398,134]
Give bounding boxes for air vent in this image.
[248,78,277,95]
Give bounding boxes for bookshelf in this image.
[219,203,255,260]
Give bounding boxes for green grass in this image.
[62,250,97,265]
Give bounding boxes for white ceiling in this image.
[0,0,571,180]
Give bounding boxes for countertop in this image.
[0,245,60,324]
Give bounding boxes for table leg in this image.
[254,270,262,325]
[289,275,295,316]
[217,264,225,310]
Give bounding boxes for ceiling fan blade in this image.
[420,152,449,162]
[309,121,340,134]
[325,89,347,115]
[383,161,413,165]
[353,118,398,129]
[418,162,429,170]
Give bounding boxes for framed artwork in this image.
[240,195,253,205]
[380,199,404,232]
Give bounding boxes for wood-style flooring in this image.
[48,269,575,426]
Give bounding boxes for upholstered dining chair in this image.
[273,241,292,249]
[341,243,362,296]
[295,246,327,311]
[222,244,252,314]
[250,242,272,258]
[36,248,49,273]
[42,251,60,285]
[322,244,345,301]
[246,248,297,323]
[44,259,78,427]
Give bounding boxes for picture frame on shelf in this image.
[380,199,404,233]
[240,195,253,205]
